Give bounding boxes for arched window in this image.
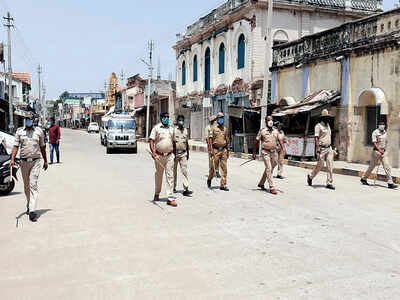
[238,34,245,69]
[193,55,198,82]
[219,43,225,74]
[204,48,211,91]
[181,61,186,86]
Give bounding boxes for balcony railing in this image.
[272,7,396,68]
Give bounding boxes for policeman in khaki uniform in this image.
[149,112,177,207]
[173,115,193,196]
[361,121,398,189]
[207,112,230,191]
[253,116,285,195]
[10,113,48,222]
[205,115,220,179]
[307,109,335,190]
[275,121,287,179]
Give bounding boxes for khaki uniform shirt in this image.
[315,122,331,147]
[173,126,188,151]
[205,125,212,142]
[209,125,229,148]
[372,129,388,150]
[14,127,45,159]
[257,128,279,151]
[149,123,174,153]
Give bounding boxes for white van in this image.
[106,114,137,154]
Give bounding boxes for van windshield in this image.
[109,119,136,130]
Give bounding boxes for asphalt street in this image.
[0,128,399,299]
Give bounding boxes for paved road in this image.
[1,129,399,299]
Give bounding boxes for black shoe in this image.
[207,179,212,188]
[29,212,38,222]
[326,184,336,190]
[216,172,221,179]
[220,186,229,191]
[307,175,312,186]
[360,178,370,186]
[258,184,266,191]
[25,209,30,216]
[183,190,193,196]
[276,175,284,179]
[49,162,53,165]
[388,183,398,189]
[173,188,177,193]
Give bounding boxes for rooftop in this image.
[12,73,31,86]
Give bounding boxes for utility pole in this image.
[260,0,273,130]
[4,12,14,132]
[42,82,46,121]
[37,64,42,120]
[141,40,154,140]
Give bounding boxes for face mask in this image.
[178,120,184,126]
[48,122,52,127]
[161,117,169,126]
[25,119,33,127]
[267,120,274,128]
[217,118,224,125]
[379,125,385,131]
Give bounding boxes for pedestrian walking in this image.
[253,116,285,195]
[275,121,287,179]
[307,109,335,190]
[207,112,230,191]
[205,115,220,179]
[360,121,398,189]
[149,112,177,207]
[10,113,48,222]
[173,115,193,196]
[48,117,61,164]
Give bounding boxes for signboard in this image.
[285,137,315,157]
[64,98,81,105]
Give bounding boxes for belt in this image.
[320,145,331,149]
[262,148,276,153]
[21,157,40,162]
[374,147,385,152]
[213,145,226,151]
[176,150,186,155]
[156,151,172,157]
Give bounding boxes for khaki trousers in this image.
[174,153,189,190]
[155,154,174,200]
[277,148,284,177]
[20,159,41,212]
[208,149,228,187]
[362,150,393,184]
[208,153,216,176]
[310,147,334,185]
[259,150,278,189]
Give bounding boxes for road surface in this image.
[0,129,399,299]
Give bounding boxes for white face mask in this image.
[378,125,385,131]
[267,120,274,128]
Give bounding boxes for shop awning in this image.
[272,90,340,117]
[14,109,31,118]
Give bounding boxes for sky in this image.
[0,0,398,99]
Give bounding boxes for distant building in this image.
[173,0,382,142]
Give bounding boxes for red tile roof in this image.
[12,73,31,85]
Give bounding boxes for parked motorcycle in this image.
[0,153,19,196]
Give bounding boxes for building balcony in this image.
[271,7,398,69]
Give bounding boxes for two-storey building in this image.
[173,0,382,141]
